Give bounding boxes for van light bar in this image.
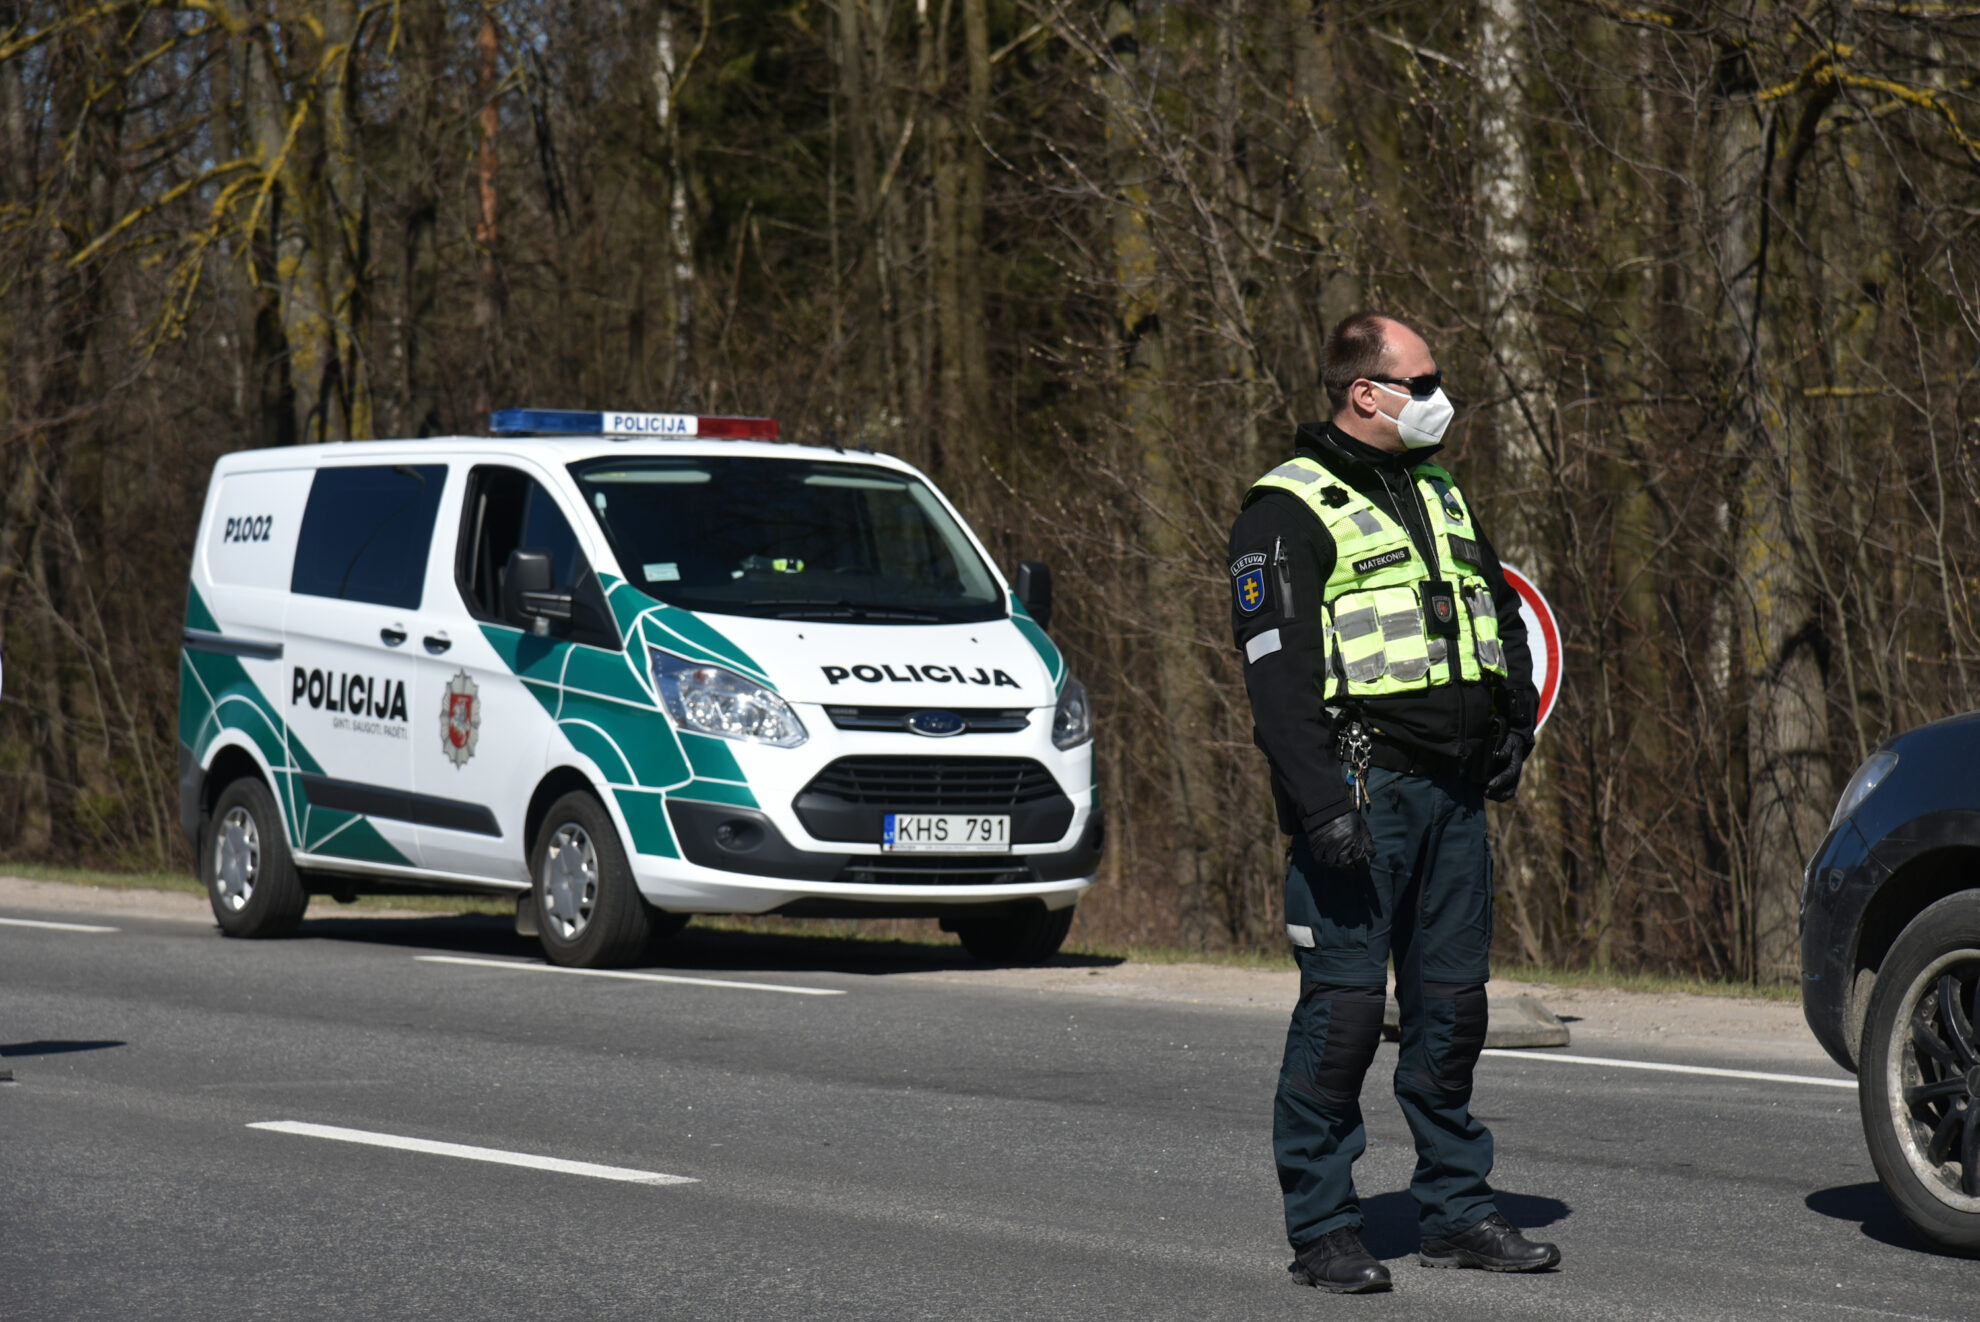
[490,408,780,441]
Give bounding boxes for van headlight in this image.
[1052,676,1093,750]
[650,650,807,748]
[1830,750,1897,830]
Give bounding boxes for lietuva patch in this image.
[1229,551,1270,616]
[1235,568,1267,613]
[1352,546,1411,574]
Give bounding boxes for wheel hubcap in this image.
[213,807,259,912]
[1887,949,1980,1210]
[541,824,598,940]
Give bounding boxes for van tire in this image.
[1859,892,1980,1256]
[202,777,307,938]
[954,904,1074,965]
[530,791,651,969]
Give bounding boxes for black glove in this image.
[1485,732,1528,802]
[1307,809,1376,870]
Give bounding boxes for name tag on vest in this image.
[1446,533,1483,567]
[1352,546,1411,574]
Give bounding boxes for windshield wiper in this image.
[747,598,948,623]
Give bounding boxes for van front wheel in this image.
[530,792,651,969]
[953,905,1074,965]
[203,777,307,937]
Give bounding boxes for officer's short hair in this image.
[1321,312,1416,414]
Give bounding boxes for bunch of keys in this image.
[1337,718,1373,812]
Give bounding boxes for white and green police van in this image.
[177,409,1100,967]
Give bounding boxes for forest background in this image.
[3,0,1978,981]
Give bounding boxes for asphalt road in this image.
[1,902,1967,1322]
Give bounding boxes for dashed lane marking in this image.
[1482,1048,1855,1089]
[0,916,119,933]
[247,1121,698,1185]
[414,953,846,996]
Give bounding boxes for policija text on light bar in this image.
[489,409,780,440]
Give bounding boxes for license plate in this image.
[882,813,1010,852]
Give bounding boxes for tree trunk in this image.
[1710,68,1831,980]
[474,7,502,422]
[1104,0,1221,946]
[656,2,696,407]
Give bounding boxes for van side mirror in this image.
[1015,561,1053,631]
[502,548,572,635]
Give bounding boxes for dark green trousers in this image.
[1274,766,1496,1247]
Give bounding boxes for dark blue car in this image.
[1802,712,1980,1256]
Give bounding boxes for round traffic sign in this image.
[1500,564,1561,731]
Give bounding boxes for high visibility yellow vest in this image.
[1249,456,1508,699]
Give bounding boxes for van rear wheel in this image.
[953,904,1074,965]
[530,791,651,969]
[202,777,307,938]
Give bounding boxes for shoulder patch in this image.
[1234,567,1268,614]
[1228,551,1267,578]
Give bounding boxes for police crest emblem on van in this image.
[441,671,481,767]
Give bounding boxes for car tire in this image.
[530,791,652,969]
[954,904,1075,965]
[202,777,308,938]
[1859,891,1980,1257]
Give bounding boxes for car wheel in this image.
[530,791,652,969]
[954,904,1075,965]
[202,777,307,938]
[1860,891,1980,1256]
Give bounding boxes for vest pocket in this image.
[1462,582,1506,675]
[1330,585,1430,691]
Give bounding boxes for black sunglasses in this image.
[1367,371,1443,397]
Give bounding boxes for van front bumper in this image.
[642,798,1104,916]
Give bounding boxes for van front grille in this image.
[824,706,1031,734]
[800,756,1060,809]
[793,756,1074,845]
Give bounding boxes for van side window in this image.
[291,465,447,609]
[456,466,614,646]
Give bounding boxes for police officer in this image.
[1228,312,1560,1292]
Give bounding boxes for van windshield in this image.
[569,456,1007,624]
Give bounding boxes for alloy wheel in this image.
[213,806,259,912]
[1887,948,1980,1210]
[541,823,599,940]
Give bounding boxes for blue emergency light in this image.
[490,408,780,441]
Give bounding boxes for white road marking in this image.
[415,954,846,996]
[0,916,119,933]
[1482,1048,1856,1090]
[247,1121,698,1185]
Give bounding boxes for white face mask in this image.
[1373,382,1454,449]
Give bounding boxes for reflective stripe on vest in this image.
[1248,456,1508,699]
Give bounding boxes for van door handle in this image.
[423,633,452,654]
[380,625,408,647]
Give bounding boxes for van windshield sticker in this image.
[823,664,1021,688]
[644,562,681,583]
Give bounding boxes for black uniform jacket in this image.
[1228,421,1539,836]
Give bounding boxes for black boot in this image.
[1418,1212,1561,1272]
[1289,1227,1392,1294]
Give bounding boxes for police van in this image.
[177,410,1100,967]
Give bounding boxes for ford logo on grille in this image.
[905,710,966,738]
